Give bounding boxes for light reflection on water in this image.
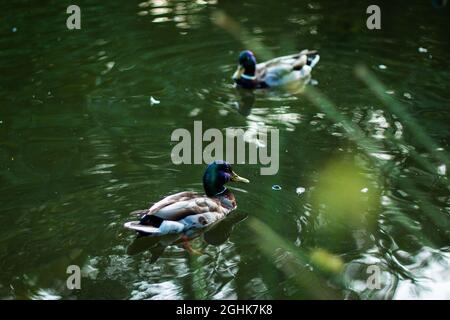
[0,0,449,299]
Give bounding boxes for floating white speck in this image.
[418,47,428,53]
[272,185,282,191]
[106,61,115,70]
[361,187,368,193]
[310,79,319,86]
[316,113,325,119]
[12,27,17,33]
[189,108,201,117]
[296,187,306,195]
[437,164,446,176]
[378,64,387,70]
[101,61,115,75]
[403,92,412,99]
[385,90,395,95]
[149,96,160,105]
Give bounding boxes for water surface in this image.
[0,0,449,299]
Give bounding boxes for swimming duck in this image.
[232,49,320,89]
[124,160,249,237]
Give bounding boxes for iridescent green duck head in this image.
[203,160,249,197]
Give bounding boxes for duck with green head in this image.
[124,160,249,237]
[232,49,320,89]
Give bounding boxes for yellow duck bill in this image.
[231,171,250,183]
[232,66,245,80]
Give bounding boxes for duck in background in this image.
[232,49,320,89]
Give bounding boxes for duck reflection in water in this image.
[126,211,247,263]
[232,76,315,117]
[234,88,255,117]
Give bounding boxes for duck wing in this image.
[258,50,317,69]
[138,192,224,222]
[152,196,223,221]
[257,50,320,87]
[147,191,198,215]
[262,64,294,79]
[128,191,197,218]
[134,191,199,222]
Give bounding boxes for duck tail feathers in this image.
[124,219,185,236]
[124,221,162,236]
[307,54,320,68]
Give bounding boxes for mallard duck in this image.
[232,49,320,89]
[124,160,249,238]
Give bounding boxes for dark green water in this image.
[1,0,449,299]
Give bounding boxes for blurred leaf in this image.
[310,248,344,275]
[248,217,343,299]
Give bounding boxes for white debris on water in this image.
[361,188,369,193]
[437,164,446,176]
[296,187,306,195]
[418,47,428,53]
[189,108,201,117]
[378,64,387,70]
[316,113,326,119]
[403,92,413,99]
[150,96,160,105]
[106,61,115,70]
[101,61,115,75]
